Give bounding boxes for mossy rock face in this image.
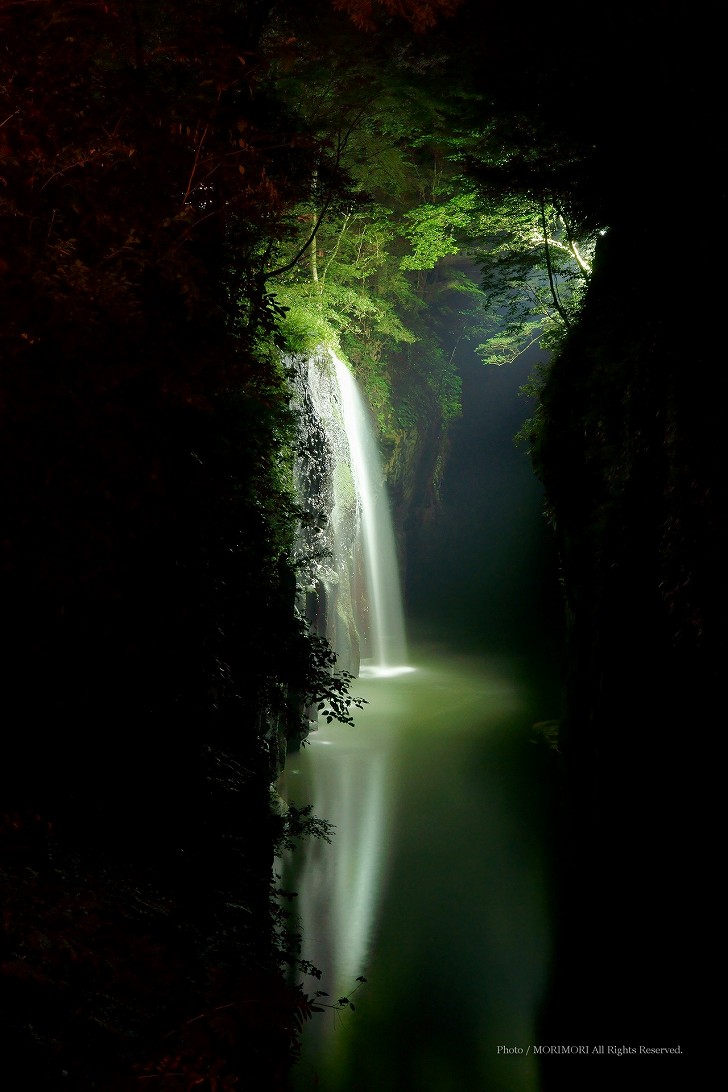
[333,460,357,513]
[288,351,367,679]
[334,602,361,678]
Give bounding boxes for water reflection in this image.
[277,645,555,1092]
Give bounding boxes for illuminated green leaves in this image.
[400,190,479,270]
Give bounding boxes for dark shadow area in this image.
[407,341,565,695]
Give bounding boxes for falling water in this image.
[330,351,410,677]
[291,347,411,679]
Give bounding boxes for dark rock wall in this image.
[534,222,723,1083]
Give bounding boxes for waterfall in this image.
[330,352,409,677]
[291,348,411,679]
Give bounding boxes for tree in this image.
[258,17,480,438]
[332,0,465,32]
[0,3,374,1083]
[470,193,598,366]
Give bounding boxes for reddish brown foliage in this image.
[332,0,465,32]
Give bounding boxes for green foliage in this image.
[513,358,551,456]
[471,197,596,367]
[400,189,479,269]
[292,627,368,729]
[257,15,488,444]
[454,105,609,376]
[275,803,335,851]
[270,289,341,356]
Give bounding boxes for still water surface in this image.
[277,642,556,1092]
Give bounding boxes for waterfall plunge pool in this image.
[276,639,558,1092]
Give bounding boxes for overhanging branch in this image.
[540,196,572,330]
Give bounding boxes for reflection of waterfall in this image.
[291,348,410,678]
[277,726,392,1001]
[279,653,552,1092]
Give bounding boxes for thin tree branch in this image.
[264,194,335,279]
[540,196,571,329]
[263,100,371,281]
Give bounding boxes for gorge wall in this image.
[535,221,720,1083]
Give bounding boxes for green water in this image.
[277,641,558,1092]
